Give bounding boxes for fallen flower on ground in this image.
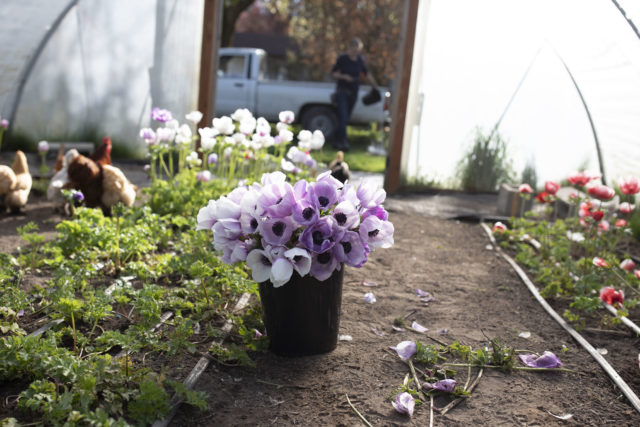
[362,281,377,287]
[364,292,376,304]
[392,392,415,417]
[519,351,563,368]
[599,286,624,307]
[423,378,456,393]
[411,321,428,333]
[391,341,417,361]
[518,331,531,339]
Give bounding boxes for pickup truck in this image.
[215,47,388,139]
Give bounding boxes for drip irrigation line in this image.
[153,292,252,427]
[480,222,640,413]
[28,319,64,338]
[603,303,640,336]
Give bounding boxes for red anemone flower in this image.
[567,172,594,187]
[616,219,627,228]
[620,259,636,271]
[587,184,615,201]
[593,257,610,268]
[536,192,552,203]
[619,176,640,195]
[519,183,532,194]
[599,286,624,307]
[591,210,604,221]
[545,181,560,195]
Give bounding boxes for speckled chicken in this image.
[0,150,32,212]
[101,164,137,209]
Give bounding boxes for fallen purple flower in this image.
[420,294,435,303]
[411,321,428,333]
[391,340,416,361]
[362,281,378,287]
[519,351,563,368]
[414,288,428,297]
[423,379,456,393]
[392,392,414,417]
[364,292,376,304]
[17,309,24,317]
[437,328,449,335]
[371,327,385,337]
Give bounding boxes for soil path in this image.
[173,206,640,426]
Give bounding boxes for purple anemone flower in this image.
[212,219,242,247]
[331,200,360,229]
[300,217,339,253]
[260,216,296,246]
[259,181,296,218]
[284,247,312,277]
[196,199,218,231]
[359,216,394,249]
[333,231,369,267]
[392,392,415,417]
[519,351,563,368]
[240,212,261,234]
[310,181,338,211]
[364,292,376,304]
[310,250,340,281]
[362,205,389,221]
[72,191,85,203]
[423,379,456,393]
[151,107,173,123]
[293,179,310,199]
[292,199,319,226]
[246,249,273,283]
[356,180,386,209]
[391,340,417,361]
[208,153,218,164]
[315,170,343,191]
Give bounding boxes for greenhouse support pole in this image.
[197,0,223,147]
[384,0,419,194]
[7,0,80,131]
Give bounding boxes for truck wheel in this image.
[300,106,338,139]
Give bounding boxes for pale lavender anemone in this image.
[139,128,156,145]
[261,216,296,246]
[332,200,360,229]
[284,247,312,277]
[310,181,338,211]
[227,186,249,205]
[259,181,296,218]
[333,231,369,267]
[228,239,253,263]
[292,199,319,226]
[362,206,389,221]
[359,216,394,248]
[214,196,242,220]
[196,170,212,182]
[196,199,218,231]
[392,392,414,417]
[300,216,339,253]
[423,379,456,393]
[293,179,309,200]
[208,153,218,164]
[310,250,340,281]
[391,340,417,361]
[519,351,563,368]
[212,219,242,247]
[151,107,173,122]
[315,170,343,190]
[240,212,261,234]
[357,180,386,209]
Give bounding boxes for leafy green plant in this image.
[17,222,45,269]
[457,128,514,192]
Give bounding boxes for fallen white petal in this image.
[339,334,353,341]
[371,327,385,337]
[485,244,493,250]
[362,281,378,287]
[411,321,429,333]
[597,348,608,355]
[518,331,531,339]
[364,292,376,304]
[547,410,573,420]
[392,325,405,332]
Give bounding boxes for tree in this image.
[221,0,255,47]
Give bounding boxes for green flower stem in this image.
[71,312,77,353]
[442,362,573,373]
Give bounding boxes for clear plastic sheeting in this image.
[1,0,203,157]
[403,0,640,189]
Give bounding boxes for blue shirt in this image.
[332,54,368,93]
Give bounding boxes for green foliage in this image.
[520,159,538,191]
[457,128,514,192]
[127,377,171,425]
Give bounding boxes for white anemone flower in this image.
[165,119,179,130]
[199,127,218,150]
[279,129,294,144]
[281,158,296,172]
[246,249,273,283]
[255,117,271,137]
[279,110,295,124]
[156,127,176,143]
[212,116,235,135]
[309,130,325,150]
[284,247,311,277]
[238,117,257,134]
[231,108,253,122]
[186,151,201,167]
[276,122,289,132]
[175,124,192,145]
[185,110,203,124]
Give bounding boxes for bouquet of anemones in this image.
[197,171,394,286]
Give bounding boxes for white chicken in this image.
[0,150,32,212]
[47,149,79,204]
[101,164,137,209]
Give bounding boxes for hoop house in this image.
[0,0,204,157]
[397,0,640,190]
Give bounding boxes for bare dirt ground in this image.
[1,158,640,425]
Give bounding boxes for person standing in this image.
[331,38,378,151]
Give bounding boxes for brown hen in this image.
[67,154,103,208]
[90,136,112,166]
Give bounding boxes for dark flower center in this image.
[312,230,325,245]
[341,241,352,254]
[261,256,272,266]
[293,255,304,263]
[302,207,314,220]
[368,229,379,238]
[317,252,332,264]
[272,221,285,237]
[318,196,330,207]
[250,218,258,230]
[276,197,283,205]
[335,212,347,225]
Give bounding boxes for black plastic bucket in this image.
[258,267,344,356]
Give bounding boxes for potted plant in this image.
[197,170,394,356]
